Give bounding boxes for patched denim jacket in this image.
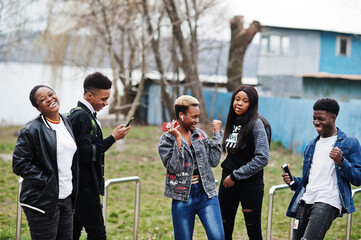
[286,128,361,218]
[158,128,223,201]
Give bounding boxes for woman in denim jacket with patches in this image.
[158,95,225,240]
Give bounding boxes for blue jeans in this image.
[23,196,73,240]
[172,182,225,240]
[293,201,339,240]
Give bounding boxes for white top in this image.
[302,135,341,211]
[48,118,77,199]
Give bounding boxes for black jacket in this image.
[12,114,79,218]
[68,101,115,195]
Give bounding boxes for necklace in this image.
[45,116,60,124]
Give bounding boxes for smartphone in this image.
[162,122,178,131]
[125,117,134,127]
[281,163,294,185]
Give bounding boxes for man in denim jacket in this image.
[282,98,361,240]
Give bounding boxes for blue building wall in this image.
[319,31,361,74]
[146,85,361,154]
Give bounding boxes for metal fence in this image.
[102,176,141,240]
[266,184,361,240]
[346,188,361,240]
[16,178,23,240]
[15,178,361,240]
[16,176,141,240]
[266,184,293,240]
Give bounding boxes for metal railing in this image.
[102,176,141,240]
[16,176,141,240]
[266,184,293,240]
[16,178,23,240]
[346,187,361,240]
[267,185,361,240]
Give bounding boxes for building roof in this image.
[262,25,361,36]
[298,72,361,81]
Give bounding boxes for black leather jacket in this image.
[13,114,78,217]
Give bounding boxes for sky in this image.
[222,0,361,34]
[17,0,361,37]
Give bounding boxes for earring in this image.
[181,115,184,121]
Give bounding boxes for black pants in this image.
[23,196,73,240]
[73,189,106,240]
[292,201,339,240]
[218,172,264,240]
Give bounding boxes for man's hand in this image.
[112,125,130,141]
[330,146,343,165]
[223,175,235,188]
[212,120,222,134]
[281,172,293,186]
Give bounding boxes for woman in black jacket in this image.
[13,85,78,240]
[218,85,271,240]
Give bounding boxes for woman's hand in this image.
[167,120,182,148]
[223,175,235,188]
[167,120,181,137]
[212,120,222,133]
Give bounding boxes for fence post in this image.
[346,187,361,240]
[267,184,292,240]
[102,176,141,240]
[16,178,23,240]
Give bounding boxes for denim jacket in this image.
[286,128,361,218]
[158,128,223,201]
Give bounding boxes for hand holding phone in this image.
[162,121,179,131]
[125,117,134,127]
[281,163,294,185]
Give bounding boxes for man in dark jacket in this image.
[69,72,131,240]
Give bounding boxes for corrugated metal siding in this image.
[145,85,361,154]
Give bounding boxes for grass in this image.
[1,125,361,239]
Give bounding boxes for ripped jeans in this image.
[218,172,264,240]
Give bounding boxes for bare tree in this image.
[162,0,208,122]
[141,0,175,120]
[39,0,229,124]
[41,0,143,123]
[227,15,261,91]
[0,0,41,59]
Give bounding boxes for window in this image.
[336,36,351,56]
[260,35,289,55]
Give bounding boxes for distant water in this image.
[0,62,116,126]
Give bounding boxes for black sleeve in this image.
[69,110,115,163]
[12,126,49,187]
